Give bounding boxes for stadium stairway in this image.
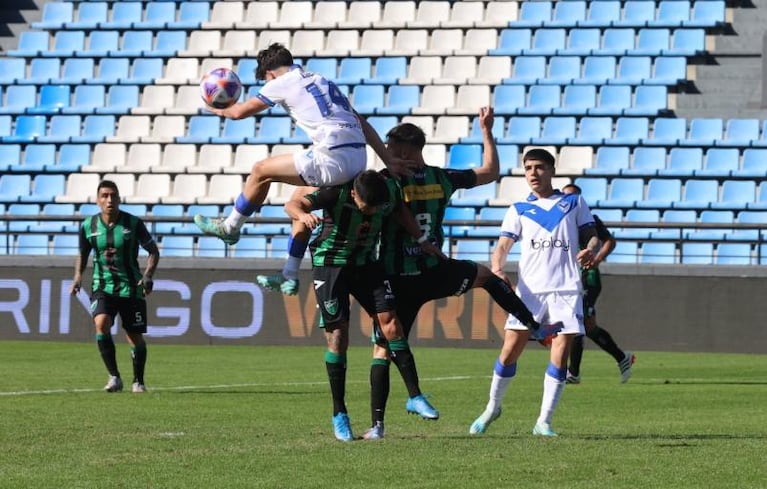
[675,0,767,119]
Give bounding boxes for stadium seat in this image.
[680,118,723,147]
[586,147,631,176]
[553,85,596,116]
[685,1,726,28]
[666,28,706,56]
[674,179,718,210]
[599,178,644,208]
[358,30,391,57]
[76,30,118,58]
[636,179,682,209]
[532,116,576,145]
[101,3,141,30]
[560,28,602,56]
[609,241,639,264]
[0,58,25,84]
[7,203,39,232]
[711,180,756,210]
[735,149,767,178]
[715,243,752,265]
[600,28,636,56]
[589,85,632,116]
[681,242,714,265]
[658,147,704,177]
[455,240,493,262]
[370,56,406,85]
[490,29,532,56]
[644,118,686,146]
[0,86,37,115]
[33,2,73,29]
[573,177,608,206]
[622,147,667,176]
[134,2,176,30]
[649,57,688,86]
[8,31,49,57]
[505,56,546,86]
[607,117,649,146]
[650,1,691,28]
[68,2,108,29]
[631,28,670,56]
[717,119,760,148]
[524,28,566,56]
[15,234,50,256]
[60,58,94,85]
[21,58,61,85]
[612,56,652,85]
[624,86,668,116]
[694,148,739,177]
[38,115,81,144]
[14,144,55,172]
[542,56,581,85]
[640,242,677,264]
[237,1,278,29]
[161,236,194,257]
[444,206,476,238]
[489,176,529,206]
[28,85,70,115]
[376,85,419,115]
[500,116,540,145]
[43,203,78,232]
[46,31,85,58]
[197,236,228,258]
[3,115,46,143]
[518,85,560,115]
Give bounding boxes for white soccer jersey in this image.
[500,190,595,294]
[256,65,366,150]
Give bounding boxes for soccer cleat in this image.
[332,412,353,442]
[406,394,439,420]
[619,352,636,383]
[533,422,558,437]
[193,214,240,245]
[469,407,502,435]
[528,321,564,342]
[256,274,299,296]
[131,382,147,393]
[362,422,384,440]
[565,372,581,384]
[104,375,123,393]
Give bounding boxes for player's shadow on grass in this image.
[653,380,767,386]
[174,390,318,395]
[578,433,766,441]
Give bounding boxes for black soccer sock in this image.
[388,338,420,398]
[131,343,147,384]
[369,359,390,425]
[569,334,585,377]
[96,333,120,377]
[586,325,625,363]
[483,275,536,326]
[325,351,347,415]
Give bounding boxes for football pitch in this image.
[1,341,765,489]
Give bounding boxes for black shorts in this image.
[90,291,148,334]
[389,258,478,337]
[583,283,601,319]
[313,262,395,327]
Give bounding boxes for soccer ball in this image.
[199,68,243,109]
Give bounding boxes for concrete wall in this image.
[1,257,765,354]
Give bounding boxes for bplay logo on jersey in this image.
[530,237,571,251]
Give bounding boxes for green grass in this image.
[1,341,765,488]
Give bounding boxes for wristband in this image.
[417,234,429,244]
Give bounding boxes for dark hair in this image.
[562,183,582,194]
[386,123,426,151]
[97,180,119,196]
[353,170,389,207]
[522,148,556,167]
[255,43,294,80]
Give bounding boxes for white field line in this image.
[0,375,479,397]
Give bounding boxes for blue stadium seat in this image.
[14,144,55,172]
[236,59,259,86]
[715,243,752,265]
[611,56,652,85]
[3,115,46,143]
[631,28,670,56]
[717,119,760,148]
[33,2,74,29]
[0,144,20,172]
[20,58,61,85]
[7,203,40,232]
[212,117,257,144]
[711,180,756,210]
[674,179,718,210]
[0,86,36,115]
[636,178,681,209]
[283,125,311,145]
[336,57,372,85]
[659,147,703,177]
[599,178,644,208]
[45,31,85,58]
[370,57,407,85]
[684,1,726,28]
[77,30,119,58]
[649,1,690,28]
[22,175,66,204]
[552,85,596,116]
[250,206,289,236]
[0,115,9,139]
[505,56,546,85]
[600,28,635,56]
[267,236,290,259]
[680,118,723,147]
[28,85,71,115]
[161,236,194,257]
[0,58,26,84]
[461,115,505,144]
[609,241,639,263]
[306,58,338,80]
[38,115,81,143]
[619,209,659,239]
[377,85,419,115]
[116,30,153,58]
[550,1,587,27]
[55,144,89,172]
[558,28,601,56]
[524,28,566,56]
[0,174,32,203]
[516,1,553,27]
[95,85,139,114]
[518,85,560,115]
[127,58,164,84]
[88,58,129,85]
[249,117,290,144]
[578,56,616,85]
[447,144,482,170]
[573,177,608,206]
[665,28,706,56]
[500,116,540,144]
[735,149,767,178]
[134,2,176,29]
[570,117,612,146]
[233,236,267,258]
[640,242,677,264]
[589,85,631,116]
[197,236,227,258]
[490,29,532,56]
[71,114,114,143]
[452,184,496,207]
[540,56,581,85]
[169,2,209,29]
[101,3,142,30]
[681,242,714,264]
[613,1,656,28]
[731,211,767,241]
[60,58,94,85]
[649,57,687,86]
[622,147,666,176]
[694,148,739,177]
[607,117,648,146]
[8,31,50,57]
[152,204,185,235]
[176,116,220,144]
[148,30,187,57]
[586,147,630,175]
[52,235,79,256]
[455,240,492,262]
[689,210,731,241]
[751,182,767,210]
[466,207,506,238]
[351,85,384,115]
[67,2,107,29]
[644,117,686,146]
[532,116,576,145]
[444,206,476,238]
[624,86,668,116]
[497,144,520,174]
[15,234,50,255]
[43,203,78,232]
[365,116,398,138]
[578,1,621,28]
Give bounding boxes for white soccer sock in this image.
[223,209,248,233]
[486,373,513,413]
[537,373,565,426]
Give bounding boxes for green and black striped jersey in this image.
[380,166,476,275]
[583,214,613,289]
[79,211,154,299]
[307,178,400,267]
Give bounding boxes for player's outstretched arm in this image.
[472,106,500,187]
[207,97,268,120]
[357,112,415,178]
